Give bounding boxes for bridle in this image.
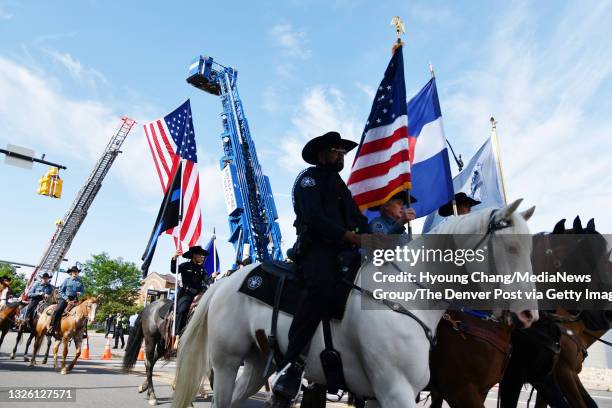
[348,209,516,348]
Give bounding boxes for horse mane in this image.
[432,207,530,235]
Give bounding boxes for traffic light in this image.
[37,167,62,198]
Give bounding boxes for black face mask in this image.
[319,160,344,173]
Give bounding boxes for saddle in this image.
[159,293,203,352]
[239,253,361,394]
[439,310,513,355]
[44,301,77,317]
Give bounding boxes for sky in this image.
[1,0,611,282]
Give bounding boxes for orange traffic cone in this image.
[137,344,145,361]
[81,337,90,360]
[101,337,112,360]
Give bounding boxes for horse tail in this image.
[122,312,143,372]
[172,280,220,408]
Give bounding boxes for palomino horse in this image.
[10,293,56,362]
[172,200,539,408]
[30,297,97,374]
[0,300,23,352]
[500,217,610,408]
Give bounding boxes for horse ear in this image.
[519,206,536,221]
[552,219,566,234]
[586,218,596,233]
[496,198,523,221]
[573,216,583,233]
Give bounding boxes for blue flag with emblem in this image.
[422,137,505,232]
[203,234,220,276]
[141,162,182,277]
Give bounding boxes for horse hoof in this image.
[9,353,15,359]
[138,385,146,393]
[41,359,47,365]
[23,356,30,362]
[148,398,157,406]
[61,368,68,375]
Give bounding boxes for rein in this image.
[341,278,436,348]
[584,330,612,347]
[345,210,516,349]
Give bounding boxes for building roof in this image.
[142,272,176,284]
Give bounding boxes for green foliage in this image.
[0,263,27,296]
[80,253,142,321]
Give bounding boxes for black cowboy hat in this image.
[182,245,209,259]
[302,131,358,165]
[40,272,51,279]
[67,265,81,274]
[370,191,418,211]
[438,192,482,217]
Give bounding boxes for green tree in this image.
[80,253,142,321]
[0,263,27,296]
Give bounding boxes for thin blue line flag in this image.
[141,162,182,277]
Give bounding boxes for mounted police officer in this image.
[369,191,417,240]
[271,131,370,404]
[438,192,481,217]
[25,272,54,325]
[170,245,211,338]
[49,265,84,335]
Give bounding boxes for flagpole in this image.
[429,62,458,217]
[212,227,216,277]
[172,159,184,340]
[391,16,414,240]
[490,117,508,205]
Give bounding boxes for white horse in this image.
[172,199,539,408]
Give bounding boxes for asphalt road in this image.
[0,331,610,407]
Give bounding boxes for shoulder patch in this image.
[300,176,316,188]
[371,221,385,233]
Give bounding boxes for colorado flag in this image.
[408,78,454,218]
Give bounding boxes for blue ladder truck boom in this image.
[187,55,283,264]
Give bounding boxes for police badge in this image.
[300,177,316,187]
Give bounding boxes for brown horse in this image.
[428,310,514,407]
[534,308,610,408]
[0,301,23,352]
[10,293,56,362]
[29,297,97,374]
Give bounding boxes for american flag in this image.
[348,46,411,211]
[143,99,202,250]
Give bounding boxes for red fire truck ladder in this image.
[25,116,136,291]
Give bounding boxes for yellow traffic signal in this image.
[37,167,62,198]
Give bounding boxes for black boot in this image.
[272,359,305,400]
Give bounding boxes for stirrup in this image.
[271,361,305,400]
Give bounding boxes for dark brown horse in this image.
[500,217,610,408]
[533,309,610,408]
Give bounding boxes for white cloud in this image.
[355,82,375,100]
[269,22,311,60]
[47,50,107,88]
[441,2,612,233]
[0,56,159,197]
[278,86,363,173]
[0,7,13,20]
